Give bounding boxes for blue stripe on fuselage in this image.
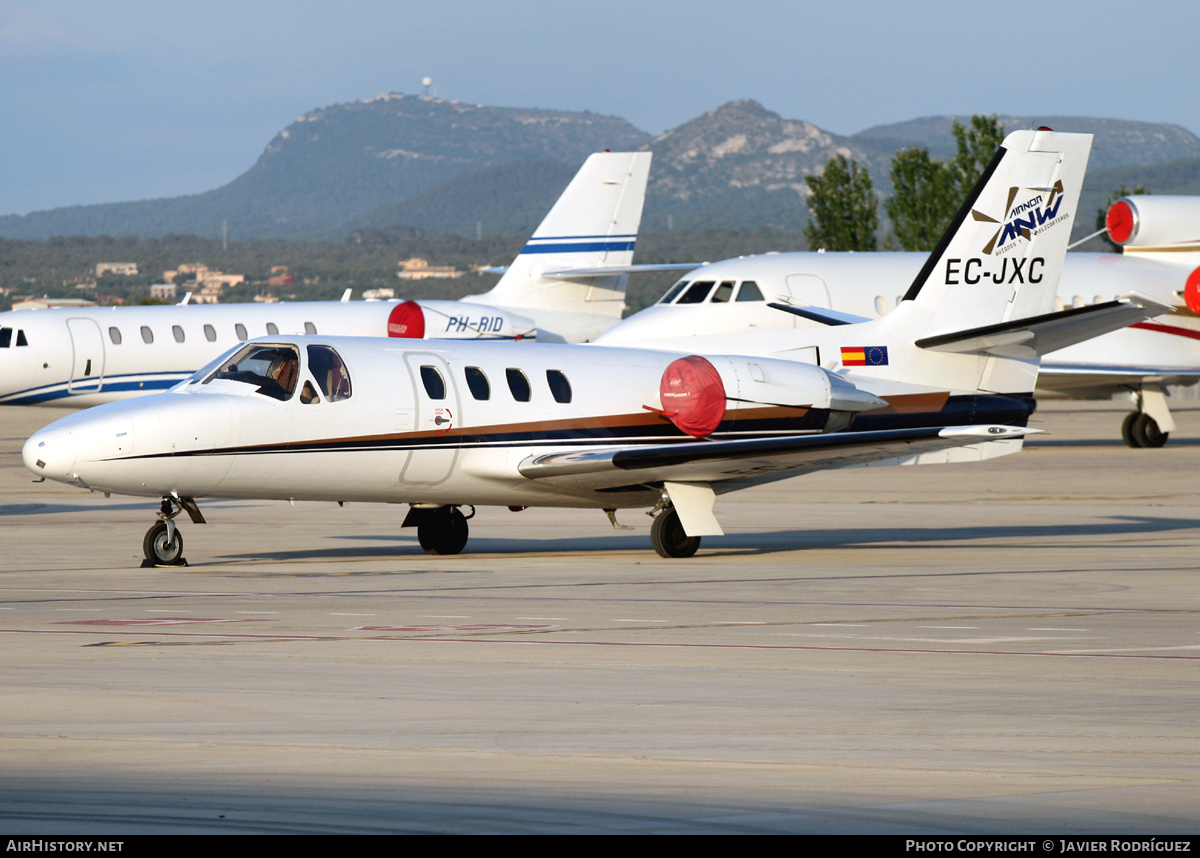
[0,373,185,405]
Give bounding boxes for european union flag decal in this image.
[841,346,889,366]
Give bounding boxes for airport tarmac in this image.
[0,401,1197,834]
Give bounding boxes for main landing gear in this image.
[403,505,473,555]
[1121,411,1168,448]
[649,505,701,559]
[141,496,205,567]
[1121,387,1174,448]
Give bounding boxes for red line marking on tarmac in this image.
[0,627,1196,660]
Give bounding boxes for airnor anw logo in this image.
[971,181,1069,255]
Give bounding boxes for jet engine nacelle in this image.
[1106,196,1200,249]
[386,300,538,341]
[658,354,886,438]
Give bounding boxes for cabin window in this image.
[266,323,278,335]
[676,281,715,304]
[235,323,248,341]
[204,343,300,401]
[506,368,531,402]
[108,327,122,345]
[658,280,689,304]
[140,326,154,344]
[420,365,446,400]
[464,366,490,400]
[172,325,185,343]
[16,330,27,346]
[307,345,351,401]
[735,281,764,302]
[204,324,217,342]
[0,328,9,348]
[546,370,572,403]
[300,380,320,404]
[710,282,735,303]
[304,322,317,335]
[874,296,888,315]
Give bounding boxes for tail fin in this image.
[902,129,1090,333]
[464,151,651,319]
[815,130,1096,396]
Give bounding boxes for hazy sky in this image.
[2,0,1196,216]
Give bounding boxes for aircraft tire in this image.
[143,521,184,565]
[650,508,701,559]
[1121,412,1141,448]
[417,508,469,555]
[1132,413,1168,448]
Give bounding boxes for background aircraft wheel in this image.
[650,508,700,558]
[143,521,184,565]
[1121,412,1141,448]
[1132,413,1168,448]
[417,508,469,555]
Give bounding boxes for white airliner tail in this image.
[463,151,652,320]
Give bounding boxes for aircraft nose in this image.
[24,427,77,482]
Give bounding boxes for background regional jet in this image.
[597,195,1200,447]
[24,130,1170,564]
[0,151,685,406]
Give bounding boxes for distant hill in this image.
[857,115,1200,169]
[344,159,581,237]
[0,95,649,240]
[4,96,1200,241]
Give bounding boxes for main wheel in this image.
[1121,412,1140,448]
[650,508,701,559]
[1132,413,1168,448]
[417,508,469,555]
[143,521,184,565]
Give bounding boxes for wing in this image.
[519,424,1034,491]
[1038,364,1200,398]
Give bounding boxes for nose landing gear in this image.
[141,496,205,567]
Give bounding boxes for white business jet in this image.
[598,196,1200,448]
[0,151,676,406]
[24,130,1169,564]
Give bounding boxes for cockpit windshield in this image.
[202,343,300,401]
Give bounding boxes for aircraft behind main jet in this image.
[0,151,687,406]
[25,130,1170,563]
[598,195,1200,447]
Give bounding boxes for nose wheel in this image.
[140,496,203,567]
[143,520,185,566]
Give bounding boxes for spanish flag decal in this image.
[841,346,889,366]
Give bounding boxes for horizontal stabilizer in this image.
[915,293,1172,358]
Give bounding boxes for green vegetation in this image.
[803,155,878,252]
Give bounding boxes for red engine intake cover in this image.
[1106,199,1136,245]
[659,355,726,438]
[1185,267,1200,315]
[387,301,425,338]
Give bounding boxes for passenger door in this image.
[66,318,105,393]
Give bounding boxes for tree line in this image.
[803,116,1145,253]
